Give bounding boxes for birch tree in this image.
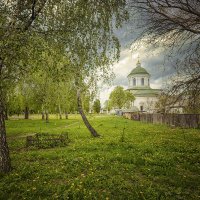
[0,0,127,173]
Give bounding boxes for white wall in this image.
[133,96,158,112]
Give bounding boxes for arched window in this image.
[148,79,150,86]
[141,78,144,86]
[133,78,136,86]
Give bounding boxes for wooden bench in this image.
[26,132,70,148]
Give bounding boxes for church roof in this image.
[128,60,149,76]
[127,88,161,97]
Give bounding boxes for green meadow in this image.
[1,115,199,200]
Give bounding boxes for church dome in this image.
[128,60,149,76]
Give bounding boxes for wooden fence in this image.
[123,113,200,128]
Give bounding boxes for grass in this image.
[1,114,200,200]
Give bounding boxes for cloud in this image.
[99,46,175,105]
[99,85,116,105]
[99,19,176,105]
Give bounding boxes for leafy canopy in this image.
[109,86,135,109]
[93,99,101,113]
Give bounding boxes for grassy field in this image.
[1,114,200,200]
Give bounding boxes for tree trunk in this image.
[4,107,8,120]
[45,110,49,123]
[24,106,29,119]
[77,89,100,137]
[58,104,62,119]
[65,111,68,119]
[42,111,45,120]
[0,58,11,173]
[0,100,11,173]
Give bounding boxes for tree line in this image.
[104,86,135,111]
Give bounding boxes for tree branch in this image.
[24,0,47,31]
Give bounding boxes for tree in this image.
[109,86,135,109]
[68,1,128,137]
[124,90,135,109]
[129,0,200,112]
[164,57,200,114]
[104,100,112,112]
[82,92,91,113]
[0,0,127,172]
[109,86,125,109]
[6,90,24,117]
[93,99,101,113]
[129,0,200,55]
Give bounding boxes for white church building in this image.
[127,59,161,112]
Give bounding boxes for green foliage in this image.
[0,115,199,199]
[0,0,128,99]
[109,86,135,109]
[1,0,128,117]
[0,0,128,173]
[109,86,125,109]
[82,92,90,113]
[104,100,112,111]
[6,90,24,115]
[5,69,74,116]
[1,0,127,86]
[124,90,135,109]
[93,99,101,113]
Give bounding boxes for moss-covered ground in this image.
[1,114,199,200]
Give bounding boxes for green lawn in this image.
[1,114,200,200]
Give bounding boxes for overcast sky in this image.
[99,20,175,105]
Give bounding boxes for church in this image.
[127,59,161,112]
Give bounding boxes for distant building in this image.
[127,59,161,112]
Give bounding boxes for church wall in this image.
[133,96,158,112]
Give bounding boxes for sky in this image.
[99,20,175,105]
